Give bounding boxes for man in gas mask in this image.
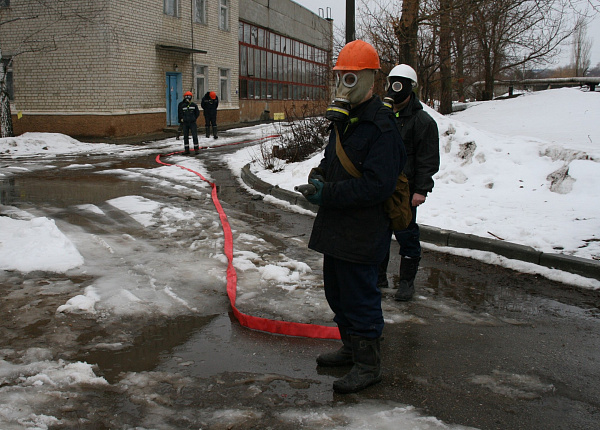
[178,91,200,155]
[299,40,406,394]
[378,64,440,301]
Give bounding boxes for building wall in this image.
[238,0,333,122]
[240,0,332,49]
[4,0,239,138]
[2,0,330,138]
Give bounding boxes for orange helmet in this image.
[184,91,193,97]
[209,91,216,99]
[333,40,380,71]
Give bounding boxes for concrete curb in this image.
[241,163,600,281]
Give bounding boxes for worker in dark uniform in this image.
[177,91,200,154]
[201,91,219,139]
[378,64,440,301]
[300,40,406,394]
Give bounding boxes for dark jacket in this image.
[178,100,200,123]
[308,95,406,264]
[394,93,440,196]
[201,93,219,118]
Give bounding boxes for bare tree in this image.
[468,0,573,100]
[571,15,592,76]
[0,1,107,137]
[0,46,13,137]
[438,0,453,113]
[395,0,420,67]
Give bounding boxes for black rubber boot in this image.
[213,126,218,139]
[333,336,381,394]
[183,146,190,155]
[395,256,421,301]
[205,127,210,138]
[317,327,352,367]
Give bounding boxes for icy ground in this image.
[1,87,599,428]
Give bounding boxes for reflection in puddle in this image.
[419,266,597,320]
[2,173,146,207]
[76,314,217,384]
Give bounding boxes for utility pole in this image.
[346,0,355,43]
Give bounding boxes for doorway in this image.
[166,73,182,126]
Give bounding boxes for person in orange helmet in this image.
[299,40,406,394]
[201,91,219,139]
[177,91,200,154]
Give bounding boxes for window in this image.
[219,0,229,31]
[248,47,254,77]
[240,46,248,77]
[238,22,329,101]
[164,0,177,17]
[240,79,248,98]
[194,0,206,24]
[195,66,206,100]
[219,68,230,102]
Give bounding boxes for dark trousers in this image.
[204,113,217,128]
[323,255,384,339]
[182,122,199,149]
[393,205,421,258]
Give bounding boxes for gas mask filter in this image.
[326,70,375,122]
[384,77,414,106]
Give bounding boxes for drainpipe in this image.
[190,0,195,92]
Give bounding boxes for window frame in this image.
[195,65,207,101]
[164,0,178,17]
[219,0,229,31]
[219,68,230,102]
[194,0,206,24]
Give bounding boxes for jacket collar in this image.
[395,93,423,117]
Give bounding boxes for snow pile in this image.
[229,88,600,262]
[0,216,84,272]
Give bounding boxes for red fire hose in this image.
[156,137,340,340]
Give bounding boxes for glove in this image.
[308,167,325,183]
[306,179,324,206]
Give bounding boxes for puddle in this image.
[417,265,599,320]
[101,157,158,170]
[1,172,147,207]
[76,314,218,384]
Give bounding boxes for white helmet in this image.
[387,64,418,87]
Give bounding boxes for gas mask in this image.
[184,96,192,102]
[384,77,414,106]
[326,70,375,122]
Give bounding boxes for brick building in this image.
[0,0,332,138]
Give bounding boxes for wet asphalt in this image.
[1,135,599,429]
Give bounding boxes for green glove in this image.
[306,179,324,205]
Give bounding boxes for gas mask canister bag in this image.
[326,70,375,122]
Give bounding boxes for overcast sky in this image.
[294,0,600,68]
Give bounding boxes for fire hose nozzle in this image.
[294,183,317,196]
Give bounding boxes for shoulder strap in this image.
[334,125,362,178]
